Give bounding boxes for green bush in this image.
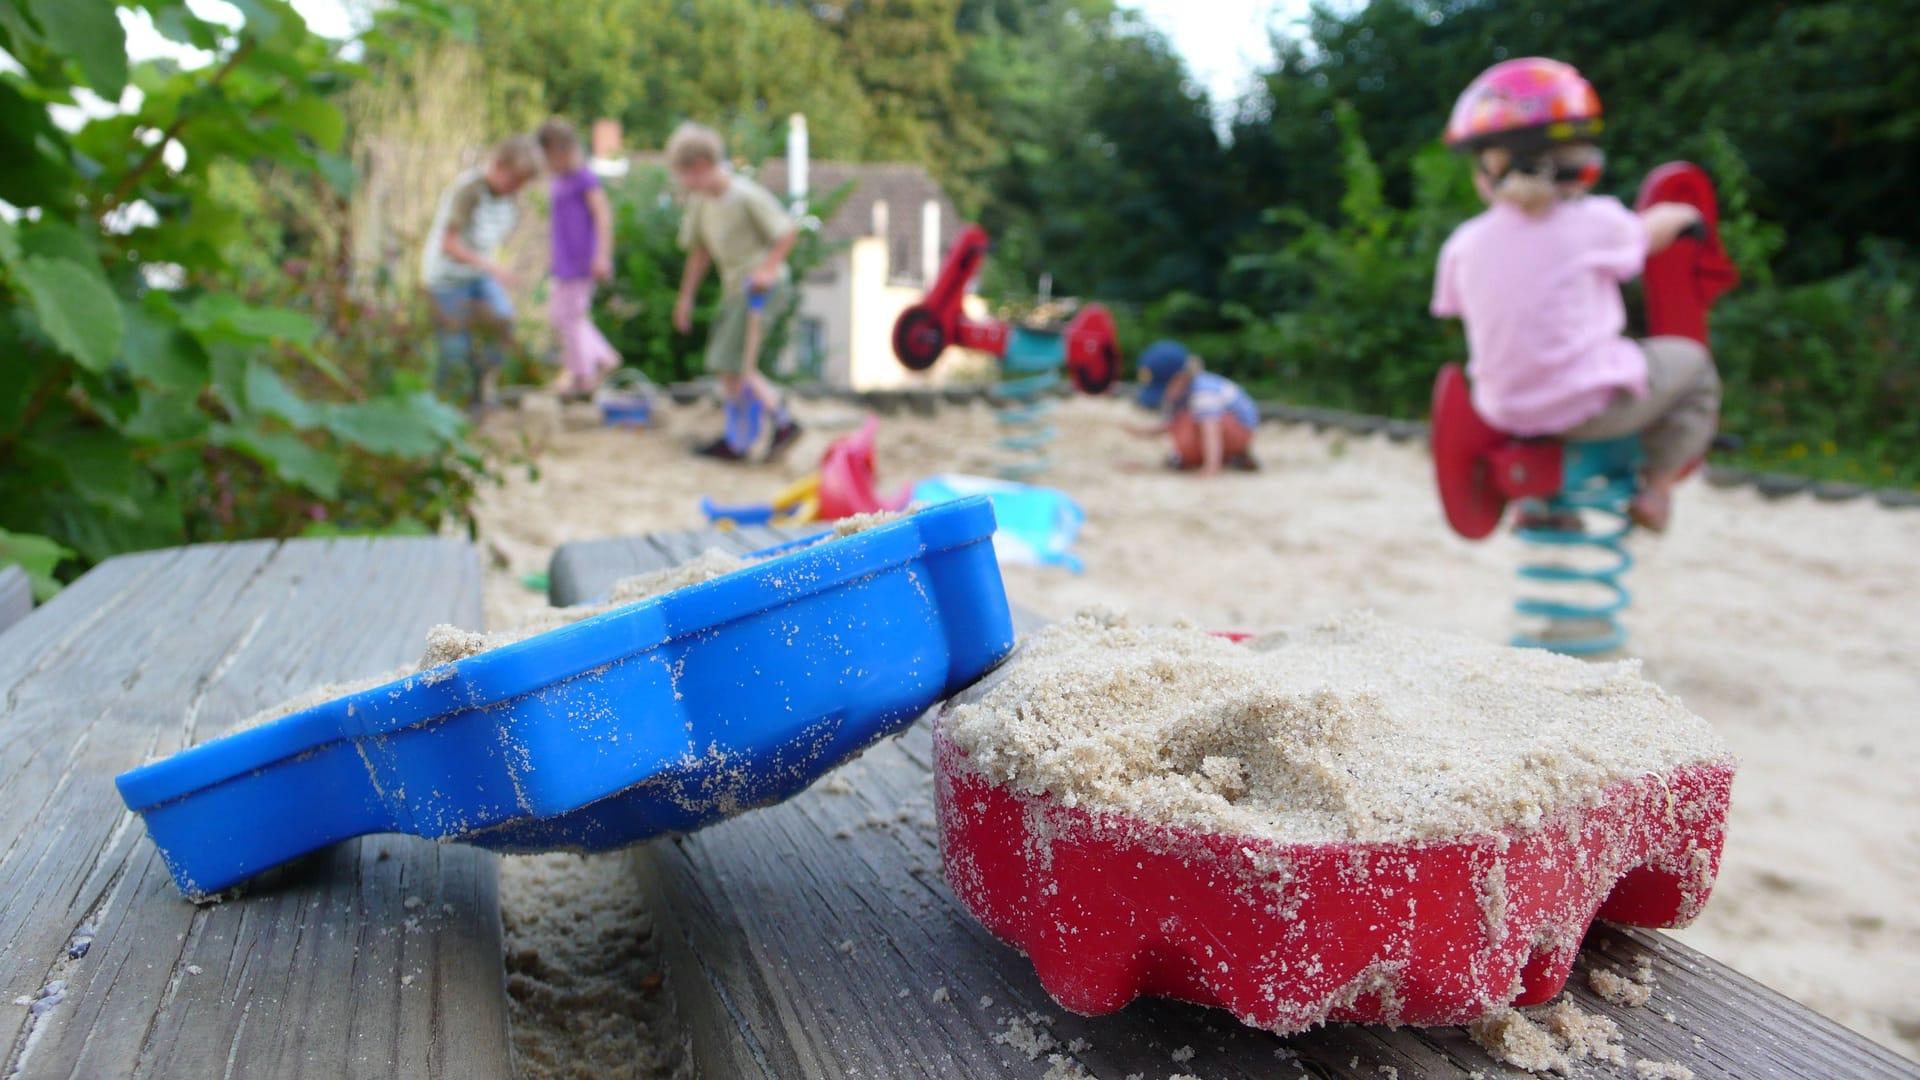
[1714,243,1920,486]
[0,0,489,599]
[1216,103,1478,414]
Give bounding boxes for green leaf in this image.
[321,395,462,458]
[120,388,209,442]
[52,429,142,517]
[0,527,73,601]
[24,0,128,97]
[19,219,98,265]
[119,300,210,391]
[263,96,345,152]
[0,217,19,268]
[243,362,321,428]
[15,255,124,372]
[209,424,341,497]
[181,294,319,347]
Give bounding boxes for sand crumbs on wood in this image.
[1469,999,1627,1074]
[943,609,1730,844]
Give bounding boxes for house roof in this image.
[632,153,961,285]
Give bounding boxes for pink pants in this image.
[548,277,619,383]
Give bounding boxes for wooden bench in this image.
[551,528,1918,1080]
[0,538,512,1079]
[0,565,31,636]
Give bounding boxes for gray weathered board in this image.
[551,528,1919,1080]
[0,538,513,1079]
[0,565,31,636]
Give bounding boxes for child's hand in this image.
[672,295,693,334]
[592,256,613,283]
[747,265,778,294]
[490,263,520,291]
[1641,202,1705,255]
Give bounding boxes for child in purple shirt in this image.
[537,119,621,397]
[1431,59,1717,532]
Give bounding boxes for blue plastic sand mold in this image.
[116,499,1014,898]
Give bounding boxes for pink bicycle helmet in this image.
[1445,58,1603,154]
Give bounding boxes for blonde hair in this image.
[665,122,724,170]
[491,134,543,177]
[535,117,579,157]
[1478,144,1601,216]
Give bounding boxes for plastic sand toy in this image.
[937,737,1731,1031]
[911,474,1085,573]
[703,415,910,528]
[597,368,658,428]
[932,630,1735,1033]
[118,499,1014,898]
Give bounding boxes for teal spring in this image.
[1511,437,1643,655]
[994,327,1066,480]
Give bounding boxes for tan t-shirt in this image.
[678,174,794,295]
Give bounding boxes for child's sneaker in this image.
[765,418,803,461]
[694,436,746,462]
[1227,452,1261,472]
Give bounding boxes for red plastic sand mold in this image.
[934,724,1733,1033]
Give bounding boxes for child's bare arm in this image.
[673,247,711,334]
[441,228,513,286]
[587,187,614,280]
[1641,202,1704,255]
[749,228,799,292]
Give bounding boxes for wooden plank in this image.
[0,565,29,636]
[546,523,816,607]
[0,538,512,1080]
[559,532,1918,1080]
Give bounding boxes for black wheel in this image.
[1071,341,1119,394]
[892,306,946,371]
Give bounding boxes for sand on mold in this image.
[468,391,1920,1068]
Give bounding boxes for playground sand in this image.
[471,392,1920,1065]
[941,608,1729,844]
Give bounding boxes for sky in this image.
[1125,0,1316,111]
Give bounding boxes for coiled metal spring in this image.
[1511,437,1642,655]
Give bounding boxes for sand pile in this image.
[943,608,1729,843]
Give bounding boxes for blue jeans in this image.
[428,276,515,403]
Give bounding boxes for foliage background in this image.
[3,0,1914,595]
[0,0,492,599]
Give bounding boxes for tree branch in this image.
[100,39,258,213]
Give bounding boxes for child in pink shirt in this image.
[537,119,621,398]
[1430,59,1718,532]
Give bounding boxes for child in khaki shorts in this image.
[669,122,803,461]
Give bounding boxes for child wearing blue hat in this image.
[1125,340,1260,476]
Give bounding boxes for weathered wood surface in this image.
[0,538,513,1080]
[0,565,30,636]
[555,528,1919,1079]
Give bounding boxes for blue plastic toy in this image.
[116,499,1014,898]
[912,474,1086,573]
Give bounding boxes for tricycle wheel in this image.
[893,306,946,370]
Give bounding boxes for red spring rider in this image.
[1428,58,1739,653]
[892,224,1122,395]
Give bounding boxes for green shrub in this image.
[0,0,489,598]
